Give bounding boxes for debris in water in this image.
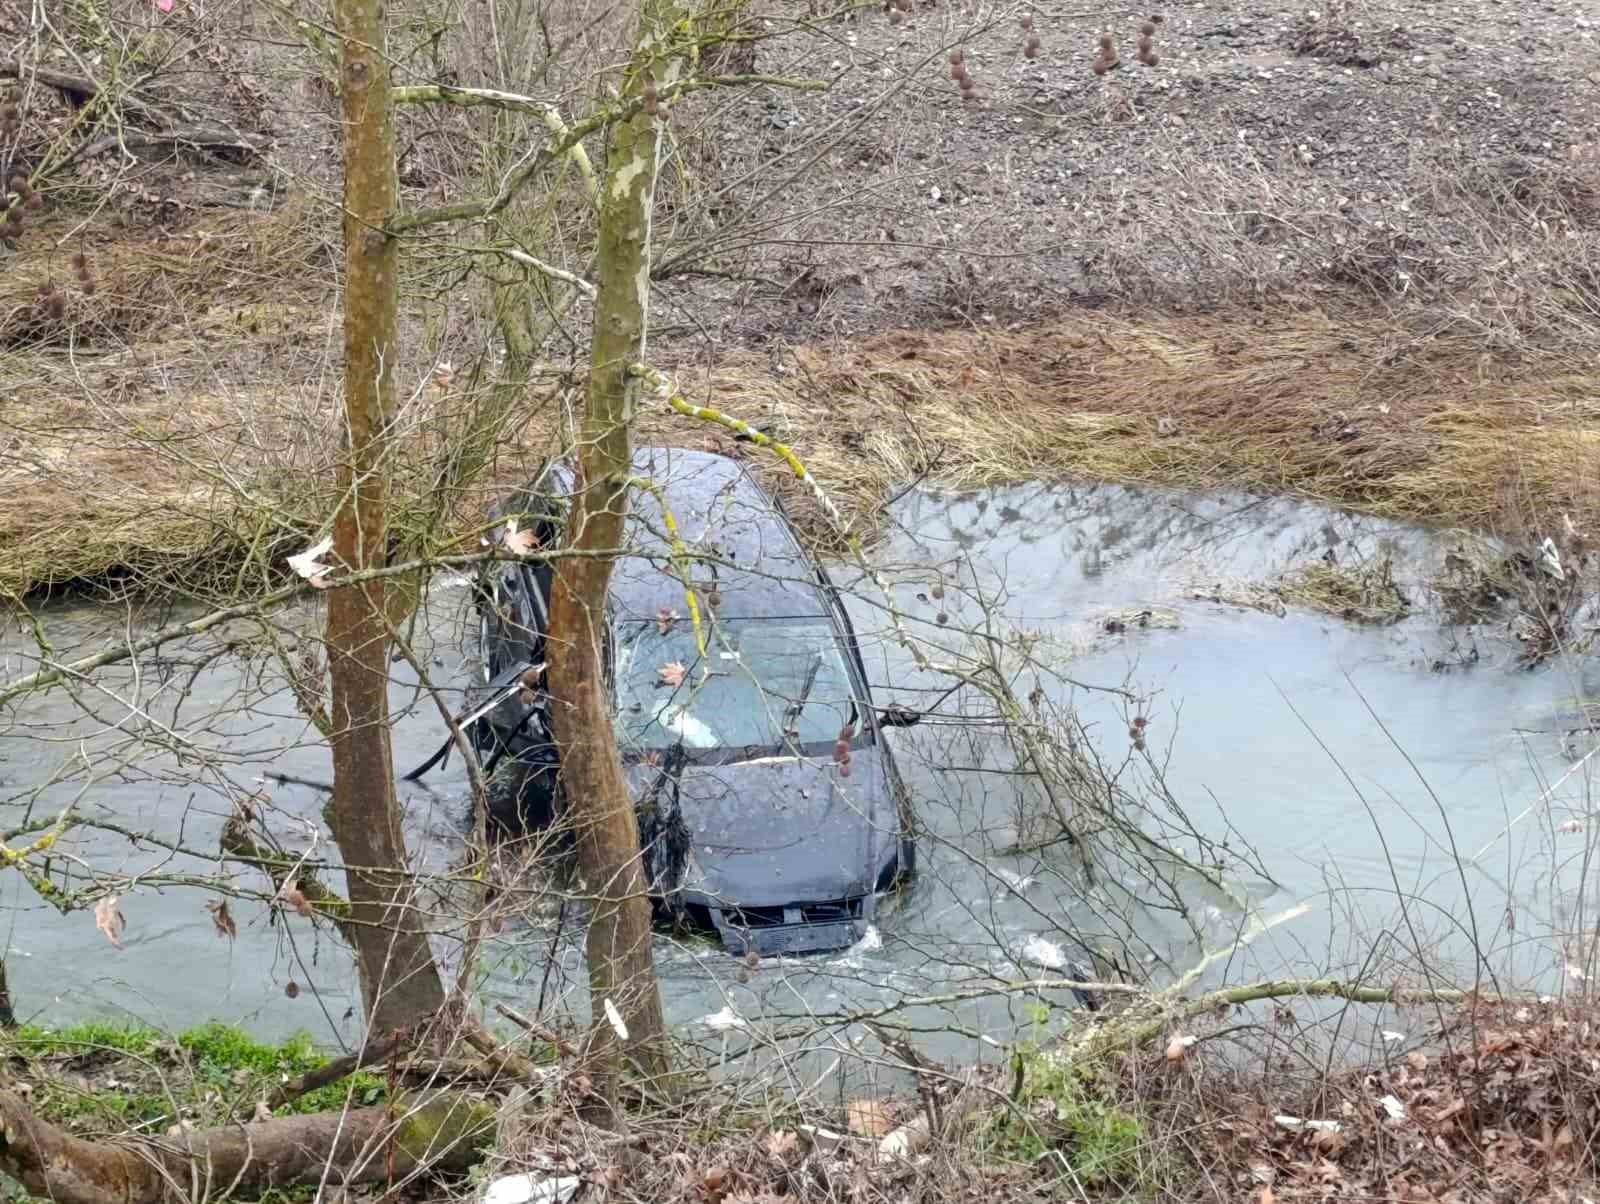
[1020,933,1067,970]
[703,1005,748,1032]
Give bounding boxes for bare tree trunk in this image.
[0,1088,490,1204]
[544,3,684,1118]
[327,0,446,1035]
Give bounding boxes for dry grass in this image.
[1276,556,1410,625]
[655,304,1600,555]
[6,290,1600,597]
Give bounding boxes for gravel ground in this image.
[650,0,1600,351]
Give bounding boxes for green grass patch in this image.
[0,1021,388,1137]
[990,1044,1149,1190]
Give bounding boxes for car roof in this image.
[605,447,832,622]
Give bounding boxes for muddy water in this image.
[2,482,1595,1070]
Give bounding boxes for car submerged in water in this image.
[451,446,916,957]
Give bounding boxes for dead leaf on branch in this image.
[94,894,126,949]
[277,881,313,917]
[657,660,688,688]
[502,518,539,557]
[656,607,679,634]
[206,898,238,940]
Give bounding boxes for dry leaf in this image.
[1165,1033,1197,1063]
[846,1098,894,1137]
[278,882,313,917]
[1557,818,1584,834]
[430,361,454,390]
[206,898,237,940]
[833,722,855,778]
[94,895,125,949]
[1406,1050,1427,1072]
[503,518,539,557]
[655,607,678,635]
[657,660,688,688]
[702,1166,730,1204]
[1259,1187,1276,1204]
[765,1129,799,1159]
[253,1100,273,1123]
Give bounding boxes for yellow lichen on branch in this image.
[626,474,707,665]
[629,362,848,532]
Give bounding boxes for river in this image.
[3,479,1595,1080]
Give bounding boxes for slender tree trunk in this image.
[327,0,446,1035]
[544,5,683,1117]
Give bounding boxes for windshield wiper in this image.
[780,650,824,744]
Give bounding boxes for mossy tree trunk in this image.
[544,3,685,1118]
[326,0,446,1035]
[0,1087,490,1204]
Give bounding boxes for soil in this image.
[653,0,1600,345]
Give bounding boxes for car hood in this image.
[628,746,890,907]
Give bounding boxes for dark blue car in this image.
[464,447,915,956]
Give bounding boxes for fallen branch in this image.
[59,125,265,171]
[252,1028,414,1117]
[0,1087,491,1204]
[495,1001,580,1058]
[0,549,626,708]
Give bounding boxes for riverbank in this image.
[5,994,1595,1202]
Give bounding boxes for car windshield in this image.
[612,618,858,755]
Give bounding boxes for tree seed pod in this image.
[950,62,967,81]
[80,279,96,296]
[1092,55,1111,75]
[1099,33,1114,49]
[23,190,40,209]
[1019,12,1032,29]
[959,72,976,91]
[1141,21,1156,36]
[1026,33,1041,49]
[8,174,25,194]
[949,48,963,64]
[71,251,86,271]
[46,291,65,319]
[1024,43,1040,58]
[1138,35,1153,53]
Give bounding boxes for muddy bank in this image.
[4,301,1597,599]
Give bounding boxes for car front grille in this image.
[712,897,866,956]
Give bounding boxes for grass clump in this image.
[990,1044,1149,1188]
[1,1020,387,1137]
[1277,554,1410,624]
